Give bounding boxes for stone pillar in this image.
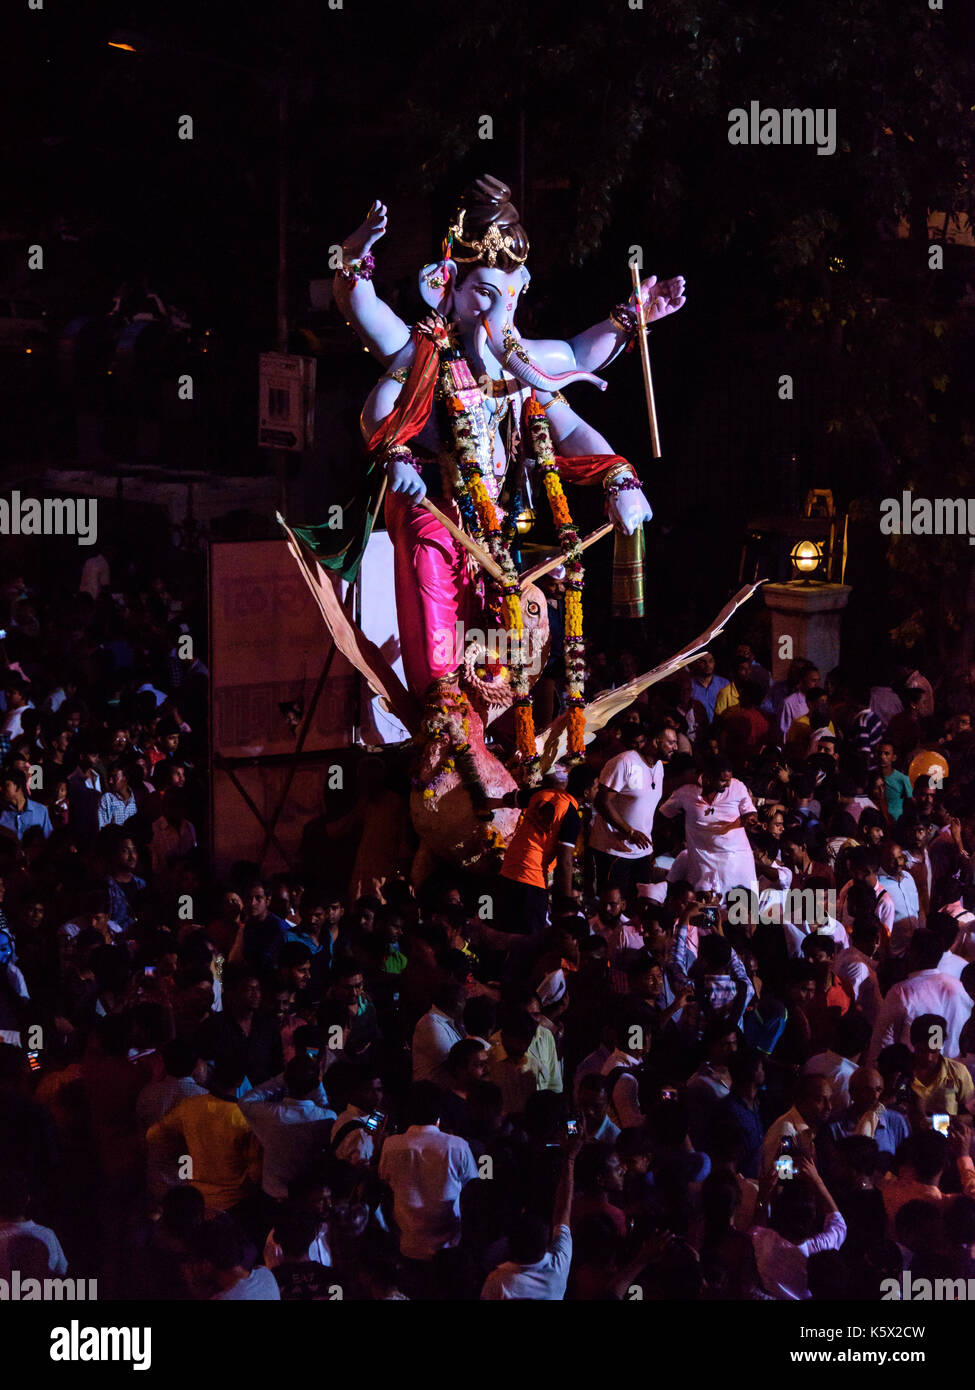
[763,582,852,682]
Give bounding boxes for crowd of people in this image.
[5,545,975,1303]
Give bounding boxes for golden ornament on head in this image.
[447,209,529,267]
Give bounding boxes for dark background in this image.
[3,0,974,676]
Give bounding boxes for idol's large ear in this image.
[418,258,458,313]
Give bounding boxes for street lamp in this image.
[744,489,852,684]
[790,538,824,581]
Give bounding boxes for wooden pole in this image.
[519,522,613,589]
[630,261,661,459]
[368,474,388,536]
[419,498,507,582]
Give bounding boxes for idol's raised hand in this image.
[631,274,686,324]
[342,200,389,262]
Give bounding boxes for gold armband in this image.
[602,463,636,489]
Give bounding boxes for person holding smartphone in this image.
[758,1073,834,1186]
[329,1070,388,1169]
[749,1155,847,1299]
[481,1131,583,1299]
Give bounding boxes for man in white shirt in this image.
[587,884,634,940]
[239,1055,336,1199]
[928,910,974,980]
[778,662,819,743]
[658,759,759,898]
[782,913,849,959]
[378,1082,478,1262]
[878,841,921,958]
[870,684,903,730]
[573,1038,614,1103]
[481,1136,580,1299]
[867,928,974,1065]
[590,722,678,896]
[411,983,465,1084]
[802,1009,873,1115]
[136,1039,208,1130]
[58,893,124,952]
[79,548,111,601]
[330,1070,386,1167]
[187,1213,280,1301]
[834,918,884,1025]
[600,1005,655,1129]
[0,1171,68,1281]
[835,848,896,935]
[0,678,33,741]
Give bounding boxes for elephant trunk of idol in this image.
[485,322,607,393]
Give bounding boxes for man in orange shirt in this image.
[495,765,587,939]
[800,932,851,1053]
[880,1126,975,1227]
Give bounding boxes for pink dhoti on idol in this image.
[385,490,477,693]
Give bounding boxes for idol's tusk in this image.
[419,499,508,583]
[519,522,614,590]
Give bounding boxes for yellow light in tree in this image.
[790,539,823,578]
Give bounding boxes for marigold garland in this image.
[526,396,587,761]
[439,349,540,775]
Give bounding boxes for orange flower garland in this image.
[439,349,541,774]
[527,396,587,760]
[432,340,589,780]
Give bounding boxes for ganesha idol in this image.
[282,175,688,880]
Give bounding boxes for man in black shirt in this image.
[194,964,283,1088]
[270,1207,342,1300]
[437,1037,491,1148]
[240,881,288,976]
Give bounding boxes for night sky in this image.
[4,0,973,664]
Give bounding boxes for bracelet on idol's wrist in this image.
[605,475,642,499]
[602,463,635,490]
[338,252,375,285]
[609,302,649,337]
[383,445,421,472]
